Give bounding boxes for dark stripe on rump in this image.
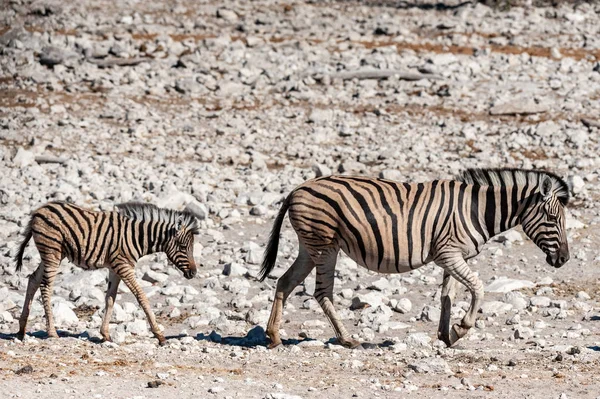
[297,186,367,264]
[45,205,82,263]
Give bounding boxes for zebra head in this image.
[165,214,199,279]
[520,175,569,268]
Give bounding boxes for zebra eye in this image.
[547,214,558,222]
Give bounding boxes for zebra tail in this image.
[258,194,292,282]
[15,218,34,273]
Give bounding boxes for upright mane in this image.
[115,202,200,234]
[458,168,569,206]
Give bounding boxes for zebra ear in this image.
[176,215,185,231]
[540,177,553,199]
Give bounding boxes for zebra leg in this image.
[114,264,166,346]
[437,256,484,346]
[437,271,460,347]
[17,264,44,340]
[39,256,61,339]
[266,244,315,349]
[100,270,121,342]
[313,249,359,349]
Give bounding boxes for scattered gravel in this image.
[1,0,600,397]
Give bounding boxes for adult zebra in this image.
[259,169,570,348]
[14,201,199,345]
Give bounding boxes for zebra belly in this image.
[339,244,431,274]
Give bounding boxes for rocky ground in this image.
[1,0,600,398]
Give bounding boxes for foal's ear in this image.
[540,176,553,199]
[176,215,185,232]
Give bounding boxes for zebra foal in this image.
[14,201,199,345]
[259,169,570,348]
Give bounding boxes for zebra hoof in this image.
[268,342,282,349]
[157,336,167,346]
[340,338,361,349]
[16,332,25,341]
[449,324,467,346]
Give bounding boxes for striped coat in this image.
[260,169,570,348]
[14,201,199,345]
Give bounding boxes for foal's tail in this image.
[15,218,34,272]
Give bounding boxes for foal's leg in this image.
[435,253,484,346]
[17,264,44,340]
[113,262,166,345]
[313,248,359,348]
[38,255,62,339]
[266,244,315,348]
[100,270,121,342]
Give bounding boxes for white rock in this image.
[530,296,551,308]
[13,148,36,167]
[514,327,534,340]
[568,176,585,194]
[420,305,441,322]
[223,262,248,277]
[408,358,452,374]
[379,169,403,181]
[52,302,79,326]
[405,332,432,347]
[393,298,412,314]
[216,8,238,22]
[312,164,332,177]
[503,292,528,311]
[126,319,149,336]
[351,292,387,309]
[368,278,391,291]
[485,277,535,293]
[143,270,169,284]
[480,301,513,315]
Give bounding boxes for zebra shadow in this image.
[194,326,395,350]
[0,330,104,343]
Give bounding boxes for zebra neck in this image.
[136,219,170,257]
[481,185,529,239]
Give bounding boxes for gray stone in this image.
[408,358,452,374]
[184,201,208,220]
[223,262,248,277]
[420,305,441,322]
[485,277,535,293]
[52,302,79,327]
[490,99,549,115]
[312,164,332,177]
[393,298,412,314]
[530,296,551,308]
[216,8,238,22]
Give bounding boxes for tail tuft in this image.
[15,220,33,272]
[258,194,292,282]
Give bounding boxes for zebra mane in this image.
[115,202,200,234]
[458,168,569,206]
